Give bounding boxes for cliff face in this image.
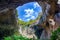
[0,8,16,25]
[0,8,18,39]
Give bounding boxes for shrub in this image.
[4,35,33,40]
[50,27,60,40]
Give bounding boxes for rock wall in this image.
[0,8,17,25]
[0,8,18,39]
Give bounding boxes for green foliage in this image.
[18,18,36,27]
[18,19,28,27]
[4,35,33,40]
[4,37,11,40]
[50,27,60,40]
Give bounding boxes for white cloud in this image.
[26,15,35,21]
[24,7,39,21]
[24,9,34,17]
[24,9,34,14]
[24,14,31,17]
[31,16,35,19]
[24,9,38,21]
[27,19,30,21]
[34,2,40,8]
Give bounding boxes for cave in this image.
[0,0,59,40]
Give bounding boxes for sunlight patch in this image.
[34,2,40,8]
[57,0,60,4]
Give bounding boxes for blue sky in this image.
[16,2,42,22]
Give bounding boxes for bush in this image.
[50,27,60,40]
[4,35,33,40]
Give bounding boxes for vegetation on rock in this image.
[50,27,60,40]
[18,12,42,27]
[4,35,33,40]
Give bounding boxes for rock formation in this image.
[0,8,18,39]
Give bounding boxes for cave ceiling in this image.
[0,0,58,13]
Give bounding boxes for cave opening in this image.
[16,2,42,22]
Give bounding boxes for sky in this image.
[16,2,42,22]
